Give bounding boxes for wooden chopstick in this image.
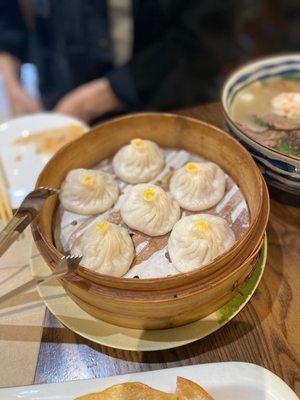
[0,160,13,225]
[0,196,7,223]
[0,188,12,224]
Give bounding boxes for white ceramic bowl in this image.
[222,54,300,195]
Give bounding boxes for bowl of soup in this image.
[222,54,300,195]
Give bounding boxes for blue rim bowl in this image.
[222,53,300,195]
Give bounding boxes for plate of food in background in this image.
[0,112,89,208]
[222,53,300,195]
[0,362,298,400]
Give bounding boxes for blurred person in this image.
[0,0,239,123]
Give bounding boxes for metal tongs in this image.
[0,187,83,284]
[0,187,59,257]
[36,254,82,284]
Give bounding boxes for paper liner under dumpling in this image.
[55,148,250,279]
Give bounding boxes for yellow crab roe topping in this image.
[143,187,156,201]
[185,162,199,172]
[82,174,95,186]
[194,220,210,233]
[95,221,110,233]
[131,138,146,149]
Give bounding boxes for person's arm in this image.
[53,1,196,121]
[0,52,43,116]
[54,77,123,122]
[55,0,239,121]
[0,0,43,116]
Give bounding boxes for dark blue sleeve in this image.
[106,64,140,109]
[0,0,28,61]
[106,0,239,110]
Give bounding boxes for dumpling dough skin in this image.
[113,138,164,183]
[71,221,134,277]
[121,183,180,236]
[169,162,226,211]
[59,168,119,215]
[168,214,235,273]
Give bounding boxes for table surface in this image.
[1,103,300,393]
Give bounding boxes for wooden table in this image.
[2,103,300,393]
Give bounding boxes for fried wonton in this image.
[75,381,177,400]
[176,376,215,400]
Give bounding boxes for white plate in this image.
[0,113,89,208]
[30,239,267,351]
[0,362,297,400]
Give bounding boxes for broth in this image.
[230,75,300,158]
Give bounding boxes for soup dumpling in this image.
[168,214,235,273]
[121,183,180,236]
[113,138,164,183]
[59,168,119,215]
[71,221,134,277]
[169,162,226,211]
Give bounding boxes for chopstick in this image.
[0,160,13,225]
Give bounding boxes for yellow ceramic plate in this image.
[30,236,267,351]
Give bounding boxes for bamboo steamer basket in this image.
[32,113,268,329]
[58,178,269,329]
